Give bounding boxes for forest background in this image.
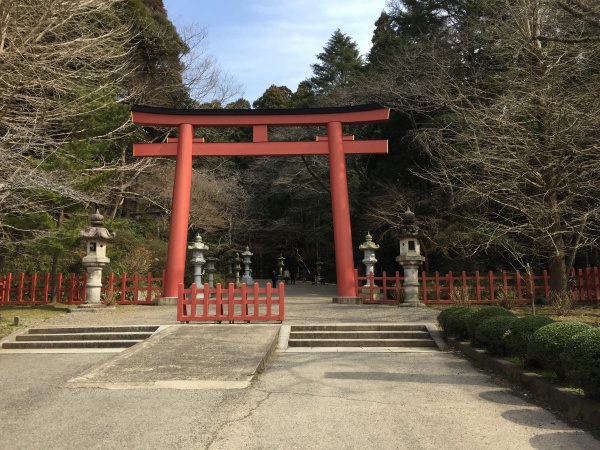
[1,0,599,296]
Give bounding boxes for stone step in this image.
[290,324,427,332]
[287,338,436,348]
[2,340,143,349]
[27,325,159,334]
[15,332,155,342]
[289,331,431,340]
[1,325,160,351]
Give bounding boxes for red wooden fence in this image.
[356,267,600,305]
[178,282,285,323]
[0,271,164,305]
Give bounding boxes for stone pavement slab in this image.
[67,324,280,389]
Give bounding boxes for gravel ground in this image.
[32,281,440,328]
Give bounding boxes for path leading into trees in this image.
[0,282,598,449]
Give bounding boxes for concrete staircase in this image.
[285,324,442,350]
[1,325,159,351]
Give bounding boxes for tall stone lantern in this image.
[188,234,209,287]
[395,209,426,307]
[359,232,379,284]
[233,252,243,287]
[241,246,254,285]
[205,256,218,288]
[277,254,285,277]
[77,210,115,309]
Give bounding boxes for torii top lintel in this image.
[131,103,389,127]
[131,104,390,157]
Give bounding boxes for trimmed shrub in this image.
[527,321,591,380]
[444,308,476,339]
[466,306,515,343]
[475,315,518,356]
[437,306,467,331]
[560,328,600,401]
[504,316,555,358]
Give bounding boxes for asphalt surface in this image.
[1,281,598,449]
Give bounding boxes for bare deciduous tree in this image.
[0,0,133,251]
[367,0,600,292]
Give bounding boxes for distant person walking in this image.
[270,269,278,288]
[301,267,308,283]
[283,269,290,285]
[290,267,296,285]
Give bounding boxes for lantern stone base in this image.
[331,296,363,305]
[398,302,427,308]
[360,286,382,301]
[155,296,178,306]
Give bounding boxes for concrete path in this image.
[0,281,598,449]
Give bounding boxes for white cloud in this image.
[164,0,388,103]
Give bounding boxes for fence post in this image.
[29,272,38,303]
[488,271,495,302]
[474,271,481,301]
[278,281,285,321]
[120,272,127,303]
[585,268,592,302]
[43,273,51,303]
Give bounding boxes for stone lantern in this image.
[277,254,285,276]
[188,234,209,287]
[359,232,381,300]
[315,259,323,283]
[205,256,218,288]
[77,210,115,309]
[233,252,242,287]
[395,209,425,307]
[241,246,254,285]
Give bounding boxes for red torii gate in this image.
[131,104,389,302]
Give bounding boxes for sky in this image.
[162,0,389,104]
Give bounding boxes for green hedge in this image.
[475,315,518,356]
[560,328,600,401]
[527,321,591,380]
[438,306,467,331]
[504,316,555,358]
[466,306,515,344]
[444,308,476,339]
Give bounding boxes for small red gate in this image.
[178,282,285,323]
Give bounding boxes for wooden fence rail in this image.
[0,271,164,305]
[356,267,600,305]
[178,282,285,323]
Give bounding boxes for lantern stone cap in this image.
[397,209,421,238]
[359,232,379,250]
[242,246,253,257]
[188,233,209,251]
[78,210,114,240]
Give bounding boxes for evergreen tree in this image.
[308,29,364,94]
[252,85,293,109]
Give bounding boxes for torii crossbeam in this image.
[131,104,389,302]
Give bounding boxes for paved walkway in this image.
[0,282,598,449]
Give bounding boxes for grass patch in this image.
[0,304,71,339]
